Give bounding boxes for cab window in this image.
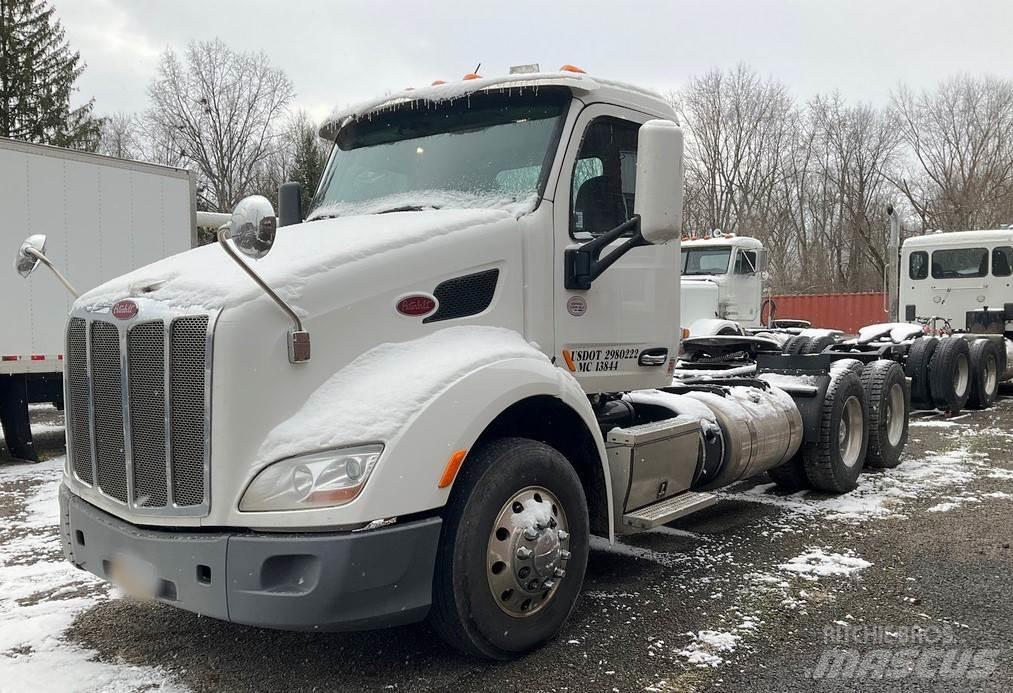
[931,248,988,279]
[734,250,758,274]
[570,118,639,238]
[909,251,928,280]
[682,247,732,275]
[992,246,1013,277]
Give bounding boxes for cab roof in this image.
[903,228,1013,250]
[681,235,763,250]
[320,71,677,140]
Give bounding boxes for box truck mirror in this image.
[634,120,684,245]
[15,234,79,297]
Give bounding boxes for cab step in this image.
[622,491,718,530]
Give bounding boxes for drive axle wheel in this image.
[928,338,971,414]
[430,438,589,660]
[804,370,869,493]
[967,339,1000,410]
[905,336,938,410]
[861,360,909,468]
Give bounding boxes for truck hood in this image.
[75,208,517,314]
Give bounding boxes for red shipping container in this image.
[767,292,888,335]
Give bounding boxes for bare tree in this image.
[891,75,1013,231]
[97,111,141,159]
[145,39,294,211]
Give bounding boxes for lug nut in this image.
[557,531,569,541]
[543,579,556,590]
[516,546,532,559]
[527,580,540,591]
[554,567,566,578]
[560,550,571,560]
[523,528,539,541]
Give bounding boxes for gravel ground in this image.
[1,397,1012,692]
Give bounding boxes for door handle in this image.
[638,348,668,367]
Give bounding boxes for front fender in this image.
[231,328,610,533]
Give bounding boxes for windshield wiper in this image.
[376,205,440,214]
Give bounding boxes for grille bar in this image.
[66,318,93,485]
[64,313,211,515]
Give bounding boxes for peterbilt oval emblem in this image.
[111,300,138,320]
[396,294,437,317]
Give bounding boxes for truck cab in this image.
[680,234,766,332]
[24,69,883,660]
[901,228,1013,333]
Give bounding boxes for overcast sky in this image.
[53,0,1013,125]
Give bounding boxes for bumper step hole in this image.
[196,564,212,585]
[75,530,85,546]
[157,579,177,601]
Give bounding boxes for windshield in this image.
[682,248,732,275]
[308,88,570,220]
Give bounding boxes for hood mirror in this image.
[14,233,79,297]
[230,195,278,259]
[16,234,47,277]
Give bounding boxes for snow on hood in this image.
[307,190,538,222]
[75,208,511,313]
[256,326,551,463]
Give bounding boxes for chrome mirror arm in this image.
[216,225,310,363]
[25,247,79,298]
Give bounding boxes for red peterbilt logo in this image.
[111,300,138,320]
[396,294,437,317]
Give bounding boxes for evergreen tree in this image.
[290,122,329,212]
[0,0,101,148]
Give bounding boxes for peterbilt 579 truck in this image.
[18,69,910,659]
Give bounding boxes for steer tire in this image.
[928,338,972,414]
[803,370,869,493]
[967,339,1001,410]
[802,335,837,354]
[904,337,938,410]
[768,456,810,491]
[782,336,810,355]
[861,360,909,469]
[430,437,589,660]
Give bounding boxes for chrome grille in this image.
[170,316,209,507]
[66,318,93,485]
[128,322,167,507]
[64,312,211,515]
[92,322,127,503]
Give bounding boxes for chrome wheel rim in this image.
[839,395,864,468]
[886,383,905,446]
[954,353,970,396]
[487,486,570,618]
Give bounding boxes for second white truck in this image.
[19,69,911,659]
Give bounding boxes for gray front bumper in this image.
[59,485,442,631]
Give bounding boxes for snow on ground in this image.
[677,630,741,667]
[722,443,989,523]
[0,457,183,693]
[778,548,872,579]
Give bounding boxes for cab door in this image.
[553,105,679,393]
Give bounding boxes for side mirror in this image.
[755,249,769,273]
[230,195,277,259]
[634,120,684,244]
[16,234,47,277]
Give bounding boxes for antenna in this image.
[473,62,481,74]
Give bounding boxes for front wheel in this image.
[430,437,589,659]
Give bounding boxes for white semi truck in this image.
[1,137,197,461]
[678,230,1013,416]
[18,70,911,659]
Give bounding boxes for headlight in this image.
[239,444,383,512]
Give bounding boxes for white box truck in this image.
[16,69,914,659]
[1,137,196,460]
